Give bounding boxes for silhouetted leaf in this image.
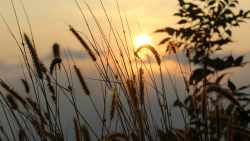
[224,9,233,14]
[229,4,235,7]
[208,0,216,6]
[218,4,222,13]
[174,13,182,17]
[225,55,234,67]
[159,37,171,45]
[178,20,188,24]
[234,56,243,66]
[178,0,185,7]
[244,10,250,17]
[238,97,250,101]
[238,86,249,91]
[228,78,236,92]
[216,73,227,84]
[226,30,231,36]
[239,10,243,16]
[189,69,213,84]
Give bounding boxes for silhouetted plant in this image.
[155,0,250,140]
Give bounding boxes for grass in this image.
[0,0,250,141]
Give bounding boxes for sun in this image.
[136,34,151,47]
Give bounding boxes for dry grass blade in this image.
[134,44,161,66]
[26,98,47,125]
[126,80,139,110]
[50,57,62,75]
[110,88,117,120]
[201,89,207,121]
[130,132,139,141]
[0,81,28,109]
[18,129,25,141]
[102,132,128,141]
[138,68,145,104]
[184,124,189,136]
[73,117,81,141]
[21,79,29,93]
[28,115,44,138]
[53,43,60,58]
[233,126,250,136]
[74,65,90,96]
[215,102,221,139]
[206,85,241,107]
[69,25,97,61]
[174,129,187,141]
[23,33,43,79]
[81,123,91,141]
[6,94,19,110]
[135,109,145,141]
[227,115,234,141]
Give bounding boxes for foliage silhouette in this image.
[155,0,250,140]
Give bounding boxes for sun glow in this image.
[136,34,151,47]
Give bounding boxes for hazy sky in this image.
[0,0,250,140]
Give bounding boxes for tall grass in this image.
[0,0,249,141]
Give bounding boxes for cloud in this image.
[42,48,90,62]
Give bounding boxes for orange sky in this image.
[1,0,249,65]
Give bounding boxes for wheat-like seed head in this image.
[21,79,29,93]
[138,68,145,104]
[227,115,234,141]
[74,65,90,96]
[110,88,117,120]
[24,33,43,79]
[134,44,161,66]
[69,25,97,62]
[215,102,221,139]
[50,57,62,75]
[81,124,91,141]
[6,94,19,110]
[102,132,128,141]
[73,117,81,141]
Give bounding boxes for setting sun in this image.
[136,34,151,47]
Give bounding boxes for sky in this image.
[0,0,250,140]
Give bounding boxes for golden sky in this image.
[0,0,249,74]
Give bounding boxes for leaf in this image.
[239,10,243,16]
[158,37,171,45]
[228,78,236,92]
[208,0,216,6]
[234,56,243,66]
[216,73,227,84]
[225,55,234,67]
[178,19,188,24]
[238,86,249,91]
[224,9,233,14]
[229,4,235,7]
[189,69,213,85]
[238,97,250,101]
[244,10,250,18]
[217,4,222,13]
[174,13,182,17]
[224,0,229,4]
[154,27,175,35]
[226,30,231,36]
